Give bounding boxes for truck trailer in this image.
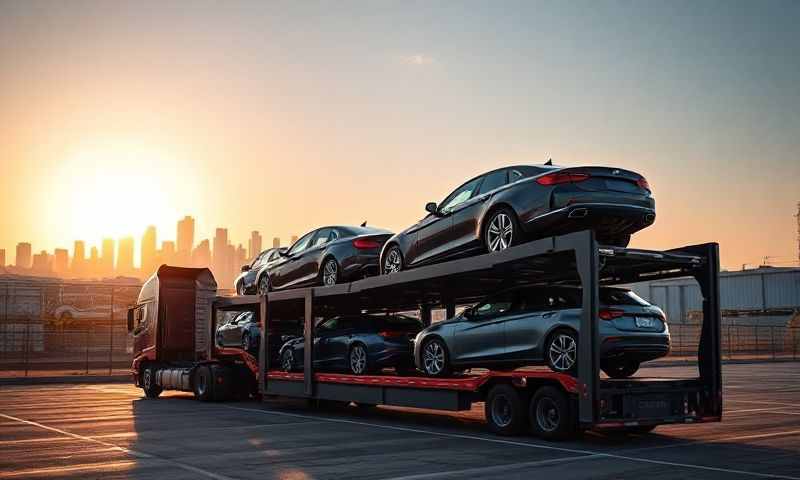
[128,230,722,438]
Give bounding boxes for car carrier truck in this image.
[128,230,722,439]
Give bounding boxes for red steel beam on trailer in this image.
[266,370,581,394]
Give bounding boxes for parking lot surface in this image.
[1,362,798,480]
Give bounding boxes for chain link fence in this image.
[0,281,140,377]
[1,280,798,377]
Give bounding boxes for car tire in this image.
[529,386,577,440]
[420,338,452,377]
[321,258,340,286]
[382,245,404,274]
[141,365,162,399]
[257,275,270,296]
[281,348,296,372]
[602,361,640,379]
[193,365,214,402]
[485,384,528,436]
[483,208,522,253]
[348,343,370,375]
[545,329,578,375]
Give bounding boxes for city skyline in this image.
[1,2,798,273]
[0,214,289,287]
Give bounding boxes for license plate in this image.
[637,397,672,417]
[635,317,654,328]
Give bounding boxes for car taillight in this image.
[353,238,381,249]
[378,330,406,339]
[636,177,650,191]
[535,172,590,186]
[599,308,624,321]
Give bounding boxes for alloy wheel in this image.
[383,247,402,274]
[423,341,445,375]
[258,276,269,295]
[323,260,338,286]
[548,333,577,372]
[536,397,560,432]
[350,345,367,374]
[282,350,294,372]
[143,368,153,390]
[487,213,513,252]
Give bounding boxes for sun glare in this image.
[45,142,194,261]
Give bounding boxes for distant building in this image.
[89,246,100,275]
[101,238,115,276]
[177,216,195,266]
[15,242,32,269]
[141,226,157,277]
[53,248,69,274]
[290,235,298,245]
[0,248,5,267]
[72,241,86,276]
[272,237,280,248]
[161,241,176,266]
[629,266,800,326]
[117,237,135,276]
[248,231,262,260]
[236,243,248,270]
[212,228,229,285]
[31,250,52,274]
[192,239,211,268]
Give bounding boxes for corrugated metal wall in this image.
[628,267,800,324]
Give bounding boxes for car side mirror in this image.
[278,249,289,257]
[425,202,439,215]
[241,264,250,272]
[127,308,134,332]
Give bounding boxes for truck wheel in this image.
[142,365,162,399]
[602,361,640,379]
[529,386,576,440]
[193,365,214,402]
[485,384,528,436]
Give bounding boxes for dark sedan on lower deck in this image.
[279,314,423,375]
[381,163,655,274]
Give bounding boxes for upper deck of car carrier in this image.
[205,229,722,431]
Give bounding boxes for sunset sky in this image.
[1,0,798,270]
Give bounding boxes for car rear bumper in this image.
[524,203,656,238]
[601,335,671,364]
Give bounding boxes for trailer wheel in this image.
[485,384,528,435]
[141,365,162,399]
[193,365,214,402]
[529,386,576,440]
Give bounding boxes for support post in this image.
[691,242,722,417]
[445,301,456,320]
[420,304,432,327]
[259,294,268,396]
[304,289,314,397]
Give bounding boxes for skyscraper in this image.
[32,250,52,274]
[72,240,86,276]
[15,242,32,269]
[141,226,157,277]
[248,231,262,260]
[161,241,176,266]
[272,237,280,248]
[0,249,5,268]
[212,228,229,283]
[53,248,69,274]
[290,235,298,244]
[117,237,135,276]
[177,216,195,266]
[236,243,248,270]
[192,239,211,268]
[89,246,100,276]
[101,238,115,276]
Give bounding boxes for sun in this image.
[45,141,195,264]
